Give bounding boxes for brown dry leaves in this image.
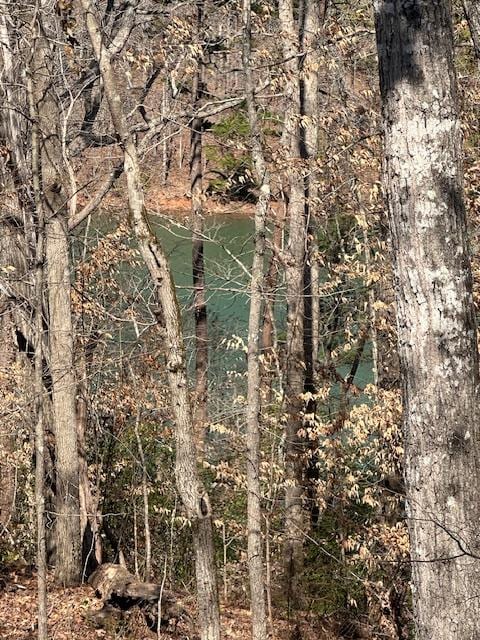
[0,572,338,640]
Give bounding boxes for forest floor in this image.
[0,569,339,640]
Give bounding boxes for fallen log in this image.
[88,563,191,632]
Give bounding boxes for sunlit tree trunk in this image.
[242,1,270,637]
[300,0,321,395]
[80,4,221,638]
[278,0,307,608]
[32,18,81,586]
[375,1,480,637]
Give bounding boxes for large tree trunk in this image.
[32,19,82,586]
[374,1,480,638]
[45,212,81,586]
[80,4,221,639]
[242,1,269,638]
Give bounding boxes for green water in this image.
[152,216,373,394]
[151,215,256,382]
[82,212,372,403]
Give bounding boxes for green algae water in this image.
[81,212,373,407]
[152,215,373,397]
[152,215,257,392]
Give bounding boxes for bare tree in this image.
[28,42,48,636]
[31,13,81,586]
[278,0,307,607]
[79,3,221,638]
[242,0,270,637]
[375,1,480,637]
[191,0,209,441]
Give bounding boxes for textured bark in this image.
[191,1,208,439]
[463,0,480,60]
[300,0,325,528]
[242,1,269,637]
[29,64,48,638]
[0,11,33,221]
[278,0,307,607]
[80,4,220,638]
[300,0,323,388]
[32,21,82,585]
[375,1,480,638]
[46,212,81,586]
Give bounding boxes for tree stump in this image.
[88,563,191,633]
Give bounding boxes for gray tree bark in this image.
[80,4,221,638]
[463,0,480,60]
[242,1,270,638]
[278,0,307,608]
[28,61,48,638]
[31,16,81,586]
[191,1,208,442]
[374,1,480,638]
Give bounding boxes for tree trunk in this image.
[278,0,307,607]
[46,212,81,585]
[29,64,48,638]
[80,4,221,638]
[374,1,480,638]
[32,18,81,587]
[191,1,208,440]
[463,0,480,60]
[242,1,269,638]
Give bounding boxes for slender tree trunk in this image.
[80,5,220,638]
[463,0,480,60]
[375,1,480,638]
[29,58,48,640]
[191,1,208,440]
[278,0,307,607]
[242,1,269,638]
[300,0,321,393]
[300,0,325,529]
